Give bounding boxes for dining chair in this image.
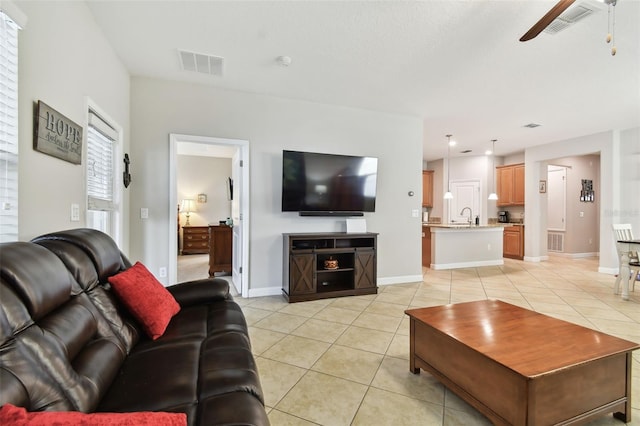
[612,224,638,294]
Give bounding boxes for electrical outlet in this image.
[411,209,419,218]
[159,267,167,278]
[140,208,149,219]
[579,211,584,218]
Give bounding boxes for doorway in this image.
[169,134,250,297]
[547,165,567,253]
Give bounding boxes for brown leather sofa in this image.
[0,228,270,425]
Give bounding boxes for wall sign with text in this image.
[34,101,83,164]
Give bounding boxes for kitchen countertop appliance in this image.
[498,211,510,223]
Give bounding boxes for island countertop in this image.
[423,223,511,229]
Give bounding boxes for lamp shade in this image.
[180,199,196,213]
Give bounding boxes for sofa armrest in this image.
[167,278,231,307]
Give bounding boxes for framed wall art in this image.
[33,101,82,164]
[539,180,547,193]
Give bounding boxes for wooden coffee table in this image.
[406,300,639,425]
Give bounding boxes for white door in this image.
[547,166,566,231]
[231,150,242,294]
[448,180,480,224]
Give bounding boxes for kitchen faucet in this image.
[460,207,473,225]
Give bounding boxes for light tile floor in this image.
[233,256,640,426]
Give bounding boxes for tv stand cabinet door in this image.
[354,250,376,289]
[290,253,316,295]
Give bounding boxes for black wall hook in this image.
[123,153,132,188]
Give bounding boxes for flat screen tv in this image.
[282,150,378,216]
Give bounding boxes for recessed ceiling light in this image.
[524,123,541,128]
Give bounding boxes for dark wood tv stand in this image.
[282,232,378,303]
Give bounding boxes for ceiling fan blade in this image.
[520,0,576,42]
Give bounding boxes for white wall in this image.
[619,127,640,228]
[130,77,423,291]
[547,154,600,255]
[524,128,640,273]
[437,155,493,225]
[17,1,130,249]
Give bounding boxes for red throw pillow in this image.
[108,262,180,340]
[0,404,187,426]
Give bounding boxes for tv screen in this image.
[282,150,378,215]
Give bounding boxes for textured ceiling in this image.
[85,0,640,161]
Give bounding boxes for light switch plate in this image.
[71,204,80,221]
[140,208,149,219]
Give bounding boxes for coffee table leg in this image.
[409,318,420,374]
[613,352,633,422]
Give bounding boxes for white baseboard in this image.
[247,286,282,298]
[247,275,424,297]
[378,275,423,286]
[523,256,548,262]
[598,267,618,275]
[549,252,599,259]
[431,259,504,270]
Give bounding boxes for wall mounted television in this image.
[281,150,378,216]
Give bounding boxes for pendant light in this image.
[444,134,453,200]
[606,0,617,56]
[488,139,498,201]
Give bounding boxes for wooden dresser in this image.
[209,225,232,276]
[182,226,210,254]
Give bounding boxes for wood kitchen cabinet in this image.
[503,225,524,260]
[496,163,524,206]
[422,170,434,208]
[182,226,209,254]
[422,227,431,267]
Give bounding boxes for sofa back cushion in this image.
[34,236,141,353]
[0,240,127,412]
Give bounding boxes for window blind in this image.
[0,11,19,242]
[87,111,117,211]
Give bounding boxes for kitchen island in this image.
[423,224,510,270]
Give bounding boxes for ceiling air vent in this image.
[178,49,224,76]
[524,123,541,128]
[543,1,600,35]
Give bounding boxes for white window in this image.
[0,10,19,242]
[86,108,121,241]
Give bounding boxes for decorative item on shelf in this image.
[123,153,131,188]
[225,217,233,227]
[180,199,196,226]
[488,139,498,201]
[324,257,339,270]
[197,193,207,203]
[444,134,454,200]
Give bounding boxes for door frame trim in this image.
[169,134,250,297]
